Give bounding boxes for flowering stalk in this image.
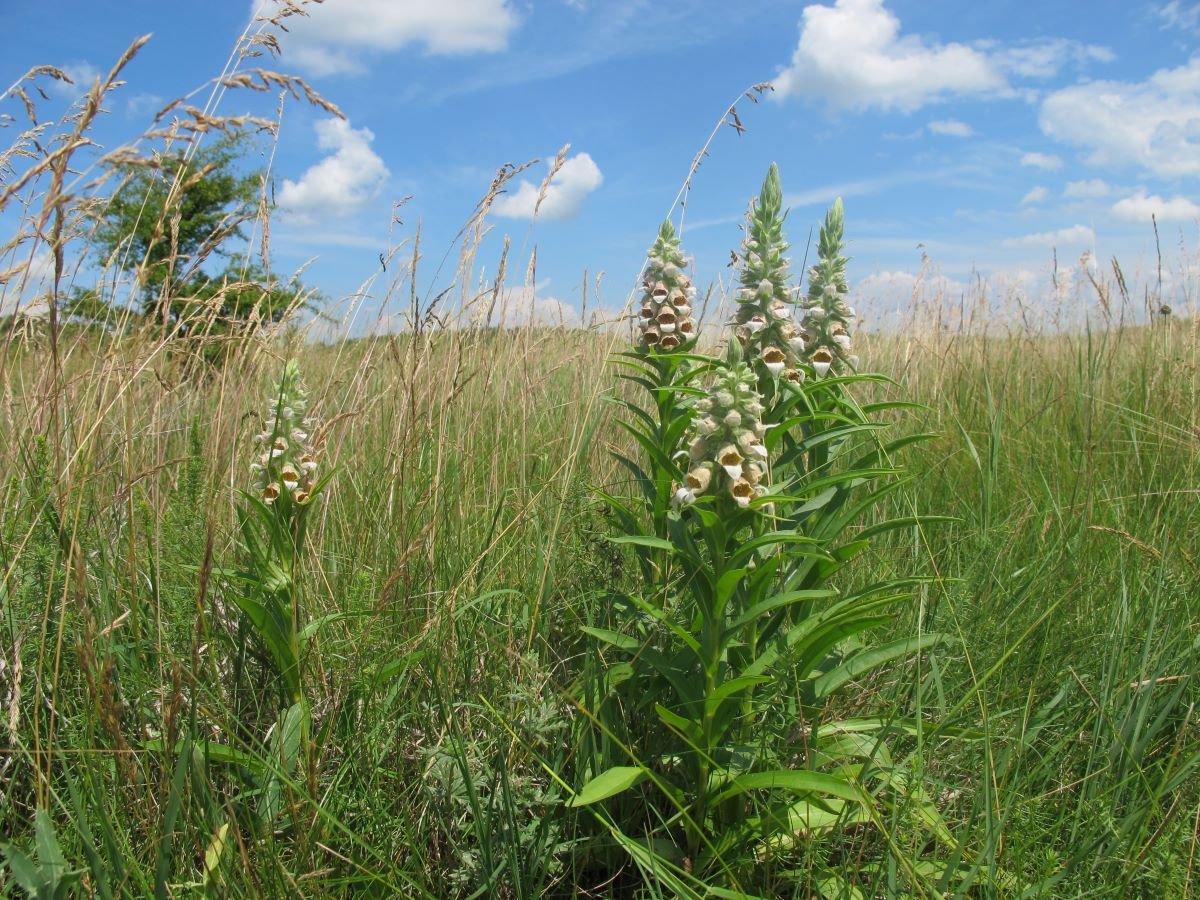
[797,198,856,376]
[639,220,697,353]
[733,163,806,389]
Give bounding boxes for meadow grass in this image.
[1,21,1198,898]
[1,313,1197,896]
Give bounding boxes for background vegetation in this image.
[0,19,1197,900]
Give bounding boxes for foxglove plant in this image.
[223,360,334,824]
[574,168,949,895]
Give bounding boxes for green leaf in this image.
[567,766,649,807]
[580,625,642,653]
[713,769,867,806]
[0,843,42,895]
[812,634,947,699]
[655,704,702,743]
[608,534,676,552]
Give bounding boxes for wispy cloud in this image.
[1021,186,1049,206]
[1001,224,1094,248]
[1020,151,1063,171]
[1063,179,1110,199]
[929,119,973,137]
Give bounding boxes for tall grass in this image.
[1,14,1198,899]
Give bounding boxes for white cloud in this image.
[1155,1,1200,33]
[278,118,390,222]
[259,0,520,76]
[1063,178,1110,198]
[1111,191,1200,222]
[492,152,602,221]
[1021,186,1049,205]
[771,1,1111,112]
[47,62,100,98]
[1001,224,1094,248]
[773,0,1004,111]
[929,118,973,137]
[987,39,1114,78]
[1039,58,1200,178]
[1021,151,1063,171]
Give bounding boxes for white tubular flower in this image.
[717,445,744,480]
[678,320,696,337]
[685,465,713,492]
[761,346,787,375]
[811,348,834,377]
[262,482,280,504]
[833,333,851,350]
[769,301,791,320]
[674,302,692,317]
[745,315,767,334]
[744,462,763,485]
[672,486,696,508]
[723,409,742,428]
[788,335,807,354]
[659,333,681,350]
[281,464,300,491]
[730,478,755,508]
[695,415,719,435]
[271,437,287,458]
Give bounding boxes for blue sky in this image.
[3,0,1199,330]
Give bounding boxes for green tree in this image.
[94,133,307,334]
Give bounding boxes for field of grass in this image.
[0,312,1197,897]
[2,24,1199,899]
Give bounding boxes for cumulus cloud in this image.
[773,0,1003,111]
[1063,179,1110,198]
[257,0,520,76]
[278,118,390,222]
[771,0,1111,112]
[1021,151,1063,171]
[492,152,602,221]
[928,118,973,137]
[1001,224,1094,248]
[1021,186,1048,205]
[1111,191,1200,222]
[1039,57,1200,178]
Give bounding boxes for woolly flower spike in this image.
[672,343,770,510]
[733,163,805,385]
[798,198,856,376]
[639,220,698,352]
[251,360,320,506]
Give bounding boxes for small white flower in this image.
[731,478,755,508]
[271,437,287,458]
[761,346,787,376]
[723,409,742,428]
[788,336,807,354]
[672,486,696,508]
[769,301,791,320]
[685,465,713,492]
[833,333,851,350]
[745,314,768,334]
[811,348,834,377]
